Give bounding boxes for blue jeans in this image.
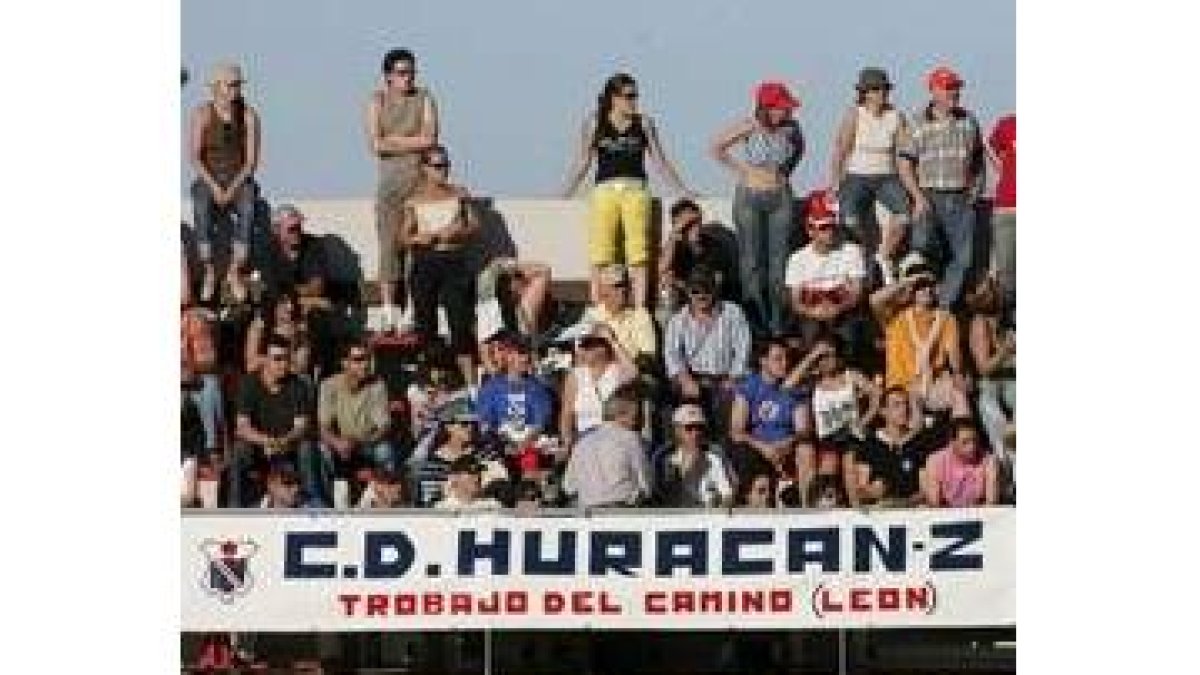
[910,189,978,310]
[733,184,795,337]
[190,176,258,263]
[186,374,224,451]
[977,378,1015,456]
[838,173,911,248]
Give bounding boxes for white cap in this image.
[672,404,707,425]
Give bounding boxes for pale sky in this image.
[182,0,1014,199]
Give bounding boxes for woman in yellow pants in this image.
[563,72,696,308]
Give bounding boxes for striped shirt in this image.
[902,106,984,191]
[663,301,751,379]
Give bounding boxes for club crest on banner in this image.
[200,538,259,604]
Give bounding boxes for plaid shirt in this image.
[902,105,984,192]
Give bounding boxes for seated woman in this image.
[965,278,1016,466]
[476,256,552,345]
[920,418,999,507]
[806,334,881,491]
[557,325,638,455]
[400,145,481,388]
[244,292,308,374]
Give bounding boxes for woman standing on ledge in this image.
[365,48,439,330]
[188,62,260,303]
[711,80,805,339]
[400,145,480,388]
[562,72,696,309]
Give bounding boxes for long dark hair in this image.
[230,95,246,139]
[592,72,637,148]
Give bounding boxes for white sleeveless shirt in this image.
[414,198,460,234]
[573,363,622,435]
[846,106,901,176]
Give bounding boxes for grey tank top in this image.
[376,87,430,201]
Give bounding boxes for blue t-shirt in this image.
[476,374,553,433]
[737,373,805,443]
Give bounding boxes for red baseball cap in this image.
[927,67,965,91]
[805,189,838,227]
[755,81,800,110]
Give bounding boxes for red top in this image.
[988,115,1016,208]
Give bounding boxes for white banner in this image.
[182,508,1014,632]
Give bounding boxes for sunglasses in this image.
[618,91,639,100]
[808,221,835,232]
[425,162,450,170]
[266,352,289,362]
[682,423,705,432]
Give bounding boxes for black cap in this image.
[856,67,892,90]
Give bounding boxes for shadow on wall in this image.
[465,196,518,274]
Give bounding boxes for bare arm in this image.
[644,115,693,195]
[559,371,578,450]
[854,371,882,433]
[729,395,754,448]
[189,106,220,193]
[970,316,1013,377]
[783,343,829,390]
[562,114,597,197]
[244,317,265,373]
[983,455,999,505]
[828,108,856,188]
[436,189,481,244]
[919,467,938,507]
[943,313,964,375]
[229,106,261,188]
[710,118,755,176]
[365,90,437,156]
[895,114,926,210]
[236,414,274,447]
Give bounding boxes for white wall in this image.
[184,197,735,282]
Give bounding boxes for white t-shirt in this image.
[784,242,867,291]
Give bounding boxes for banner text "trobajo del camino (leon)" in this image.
[182,507,1015,632]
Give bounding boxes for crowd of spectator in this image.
[181,51,1016,516]
[181,50,1015,673]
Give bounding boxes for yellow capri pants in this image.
[589,179,651,266]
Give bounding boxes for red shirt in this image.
[988,115,1016,208]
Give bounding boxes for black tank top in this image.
[594,114,648,183]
